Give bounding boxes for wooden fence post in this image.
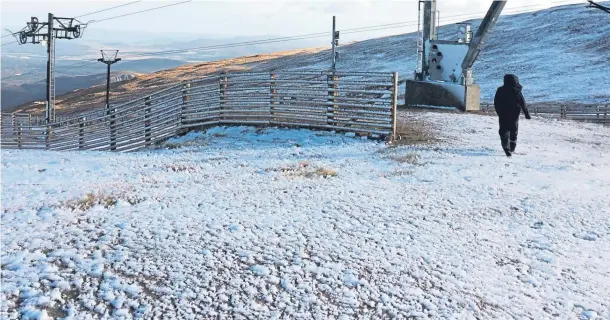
[110,108,117,151]
[79,117,86,150]
[270,73,277,124]
[43,113,51,150]
[605,104,608,120]
[182,82,191,127]
[11,114,18,148]
[17,123,23,149]
[560,105,566,119]
[327,72,338,125]
[391,72,398,139]
[144,96,152,147]
[534,105,538,116]
[220,72,228,122]
[45,125,51,150]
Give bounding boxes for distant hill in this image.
[1,72,138,112]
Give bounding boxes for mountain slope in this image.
[10,2,610,115]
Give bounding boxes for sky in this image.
[1,0,587,43]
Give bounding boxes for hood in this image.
[503,74,522,90]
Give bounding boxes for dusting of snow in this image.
[267,3,610,104]
[1,113,609,318]
[250,265,271,277]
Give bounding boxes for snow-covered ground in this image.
[2,112,609,319]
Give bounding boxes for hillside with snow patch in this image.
[265,2,610,104]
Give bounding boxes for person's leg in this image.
[498,119,511,156]
[509,120,519,152]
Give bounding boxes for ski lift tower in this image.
[406,0,506,111]
[10,14,87,123]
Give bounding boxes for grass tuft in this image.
[272,162,338,178]
[388,151,420,165]
[60,192,142,211]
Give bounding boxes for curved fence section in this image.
[1,71,399,152]
[480,103,610,123]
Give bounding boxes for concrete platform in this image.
[404,80,481,112]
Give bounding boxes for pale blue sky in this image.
[1,0,584,42]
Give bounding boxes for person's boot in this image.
[503,147,512,157]
[510,141,517,153]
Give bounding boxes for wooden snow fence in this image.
[1,71,399,152]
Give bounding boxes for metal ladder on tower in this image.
[415,0,424,77]
[49,37,56,122]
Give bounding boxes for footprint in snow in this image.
[581,310,597,319]
[573,232,599,241]
[250,265,270,276]
[115,222,129,229]
[536,252,555,264]
[531,221,544,229]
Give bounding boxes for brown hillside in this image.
[15,47,326,116]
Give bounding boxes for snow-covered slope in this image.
[2,114,609,319]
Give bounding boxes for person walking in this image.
[493,74,531,157]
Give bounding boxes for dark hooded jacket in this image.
[494,74,530,121]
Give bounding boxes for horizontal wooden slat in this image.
[220,79,392,86]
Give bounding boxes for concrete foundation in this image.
[404,80,481,112]
[464,83,481,111]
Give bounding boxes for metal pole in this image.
[332,16,336,70]
[106,63,111,110]
[588,0,610,14]
[460,0,506,84]
[98,51,120,113]
[45,13,53,124]
[416,0,422,80]
[422,1,436,79]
